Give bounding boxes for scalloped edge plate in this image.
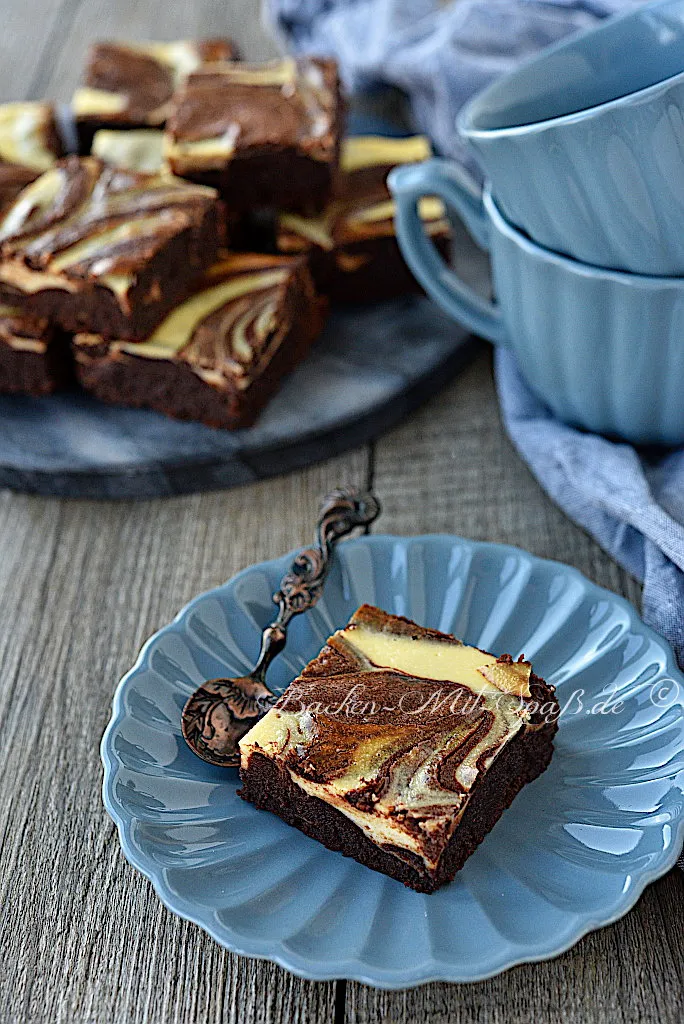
[102,535,684,987]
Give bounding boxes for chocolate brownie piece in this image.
[239,604,558,893]
[277,135,451,302]
[72,252,327,429]
[164,58,343,212]
[73,38,239,153]
[0,156,223,341]
[0,103,62,215]
[0,304,71,395]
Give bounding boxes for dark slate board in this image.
[0,298,479,499]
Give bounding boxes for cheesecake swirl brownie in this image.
[277,135,451,302]
[0,103,62,215]
[165,57,342,212]
[240,605,558,893]
[73,252,327,429]
[73,38,239,151]
[0,156,222,340]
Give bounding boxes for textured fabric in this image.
[495,348,684,670]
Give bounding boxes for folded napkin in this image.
[496,348,684,668]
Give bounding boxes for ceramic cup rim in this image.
[460,0,684,140]
[485,184,684,287]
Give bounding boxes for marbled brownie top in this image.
[278,135,449,252]
[73,39,238,126]
[164,57,340,173]
[240,605,546,871]
[74,252,317,390]
[0,156,217,301]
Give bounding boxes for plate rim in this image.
[101,533,684,988]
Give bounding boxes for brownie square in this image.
[277,135,451,302]
[73,38,239,153]
[72,252,327,429]
[164,58,343,212]
[239,604,558,893]
[0,304,71,395]
[0,156,223,341]
[0,103,62,215]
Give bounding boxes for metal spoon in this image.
[181,487,381,767]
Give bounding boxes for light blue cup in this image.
[458,0,684,274]
[389,158,684,446]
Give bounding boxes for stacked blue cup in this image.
[389,0,684,445]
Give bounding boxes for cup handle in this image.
[388,158,509,346]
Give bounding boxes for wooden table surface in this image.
[0,3,682,1022]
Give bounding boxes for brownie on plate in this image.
[164,57,342,212]
[277,135,451,302]
[0,304,70,395]
[0,102,62,215]
[239,604,558,893]
[72,252,327,429]
[0,156,223,341]
[73,38,238,152]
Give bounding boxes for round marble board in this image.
[0,297,477,499]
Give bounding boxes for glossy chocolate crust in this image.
[72,257,328,429]
[0,312,71,395]
[0,157,223,341]
[165,59,343,213]
[240,704,555,893]
[75,38,239,152]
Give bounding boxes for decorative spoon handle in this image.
[251,488,381,683]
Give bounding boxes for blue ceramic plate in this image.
[102,535,684,988]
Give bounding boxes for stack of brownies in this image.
[0,39,451,429]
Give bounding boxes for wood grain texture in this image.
[0,0,681,1021]
[38,0,280,102]
[0,451,369,1024]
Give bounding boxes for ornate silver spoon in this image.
[181,487,381,767]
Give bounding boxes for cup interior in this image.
[465,0,684,131]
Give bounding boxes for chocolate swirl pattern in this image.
[0,157,215,259]
[73,39,238,127]
[0,156,221,340]
[278,135,450,253]
[165,57,338,169]
[163,57,341,215]
[240,604,551,873]
[71,251,327,428]
[92,253,306,385]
